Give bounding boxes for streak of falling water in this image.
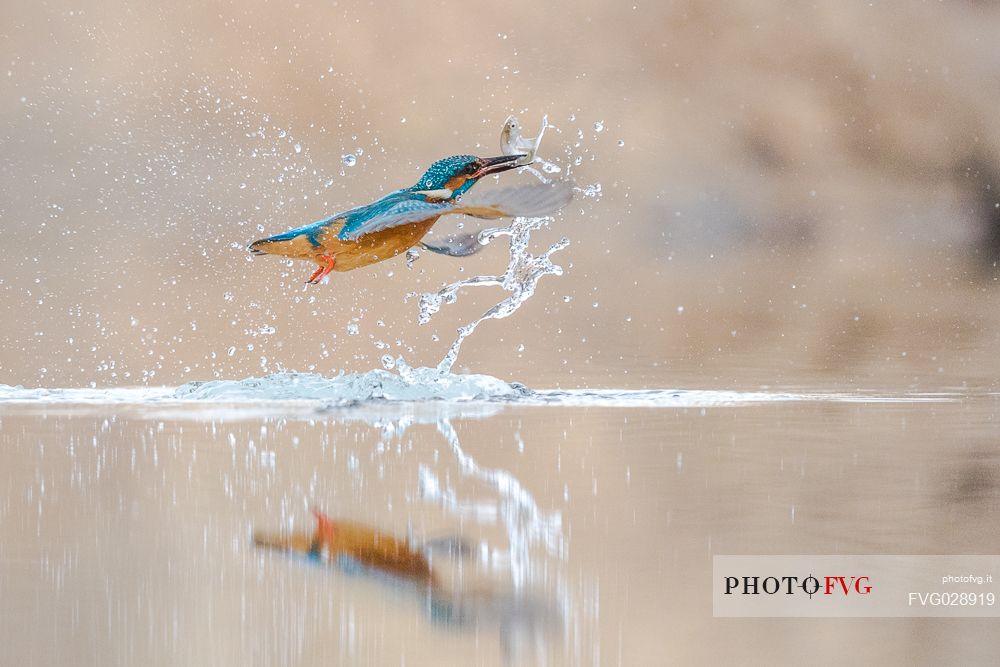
[414,417,570,664]
[433,418,564,589]
[418,217,570,374]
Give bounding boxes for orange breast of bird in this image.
[317,217,440,271]
[251,218,440,272]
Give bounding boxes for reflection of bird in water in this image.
[249,152,573,283]
[254,508,440,588]
[254,509,562,661]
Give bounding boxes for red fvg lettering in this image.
[823,576,872,595]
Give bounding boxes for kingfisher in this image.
[249,153,573,283]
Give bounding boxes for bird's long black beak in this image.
[473,154,524,178]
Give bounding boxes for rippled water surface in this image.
[3,386,998,665]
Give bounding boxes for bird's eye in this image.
[464,162,478,175]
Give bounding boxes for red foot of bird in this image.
[306,255,335,284]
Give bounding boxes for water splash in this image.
[418,216,569,374]
[173,367,527,403]
[0,381,953,408]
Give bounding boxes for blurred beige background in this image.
[3,0,1000,390]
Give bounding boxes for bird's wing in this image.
[420,233,483,257]
[338,199,455,241]
[451,181,574,219]
[336,181,574,241]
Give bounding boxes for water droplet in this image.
[346,323,360,335]
[239,182,247,189]
[593,120,604,132]
[341,153,357,167]
[227,346,236,356]
[516,343,525,352]
[381,354,394,369]
[293,143,302,154]
[617,139,625,147]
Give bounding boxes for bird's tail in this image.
[454,180,574,219]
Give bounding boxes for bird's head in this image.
[412,154,524,199]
